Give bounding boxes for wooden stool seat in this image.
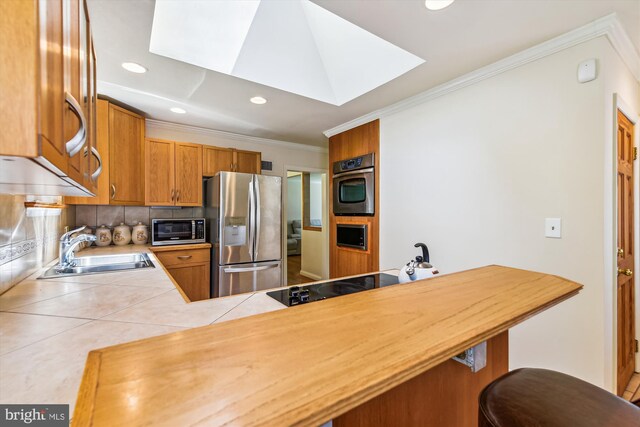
[479,368,640,427]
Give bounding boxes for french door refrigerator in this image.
[206,172,282,297]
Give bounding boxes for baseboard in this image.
[300,270,322,281]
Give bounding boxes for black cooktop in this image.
[267,273,401,307]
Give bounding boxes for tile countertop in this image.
[0,242,398,414]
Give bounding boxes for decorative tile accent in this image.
[0,194,72,294]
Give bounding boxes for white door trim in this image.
[610,93,640,394]
[283,164,330,283]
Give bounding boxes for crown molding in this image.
[146,119,328,154]
[323,13,640,138]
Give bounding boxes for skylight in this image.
[149,0,425,106]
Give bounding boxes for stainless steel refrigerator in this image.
[205,172,282,297]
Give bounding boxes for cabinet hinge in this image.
[634,147,638,161]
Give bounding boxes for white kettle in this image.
[398,243,440,283]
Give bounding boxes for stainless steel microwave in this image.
[333,153,375,216]
[151,218,206,246]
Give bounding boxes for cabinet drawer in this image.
[155,248,210,267]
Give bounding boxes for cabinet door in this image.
[235,150,261,174]
[145,139,175,206]
[175,143,203,206]
[38,0,66,174]
[66,98,109,205]
[63,0,87,186]
[109,104,145,205]
[167,263,210,302]
[203,146,233,177]
[86,36,99,193]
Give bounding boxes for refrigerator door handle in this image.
[254,175,261,260]
[223,263,279,273]
[247,179,255,260]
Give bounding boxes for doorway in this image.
[617,107,637,396]
[285,169,329,286]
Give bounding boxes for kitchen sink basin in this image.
[39,253,155,279]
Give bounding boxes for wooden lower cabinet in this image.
[167,263,210,302]
[334,332,509,427]
[152,246,211,302]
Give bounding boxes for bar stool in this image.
[479,368,640,427]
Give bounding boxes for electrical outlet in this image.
[545,218,561,238]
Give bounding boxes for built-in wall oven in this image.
[333,153,374,216]
[151,218,206,246]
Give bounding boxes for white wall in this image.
[309,173,323,222]
[287,175,302,222]
[379,36,637,390]
[301,173,329,280]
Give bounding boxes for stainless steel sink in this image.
[39,253,155,279]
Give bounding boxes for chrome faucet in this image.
[57,226,97,271]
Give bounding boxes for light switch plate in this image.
[545,218,562,238]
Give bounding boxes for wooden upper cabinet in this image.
[234,150,261,174]
[66,99,109,205]
[145,140,202,207]
[145,139,175,206]
[109,104,145,205]
[0,0,99,196]
[64,0,85,187]
[203,146,234,177]
[202,146,261,176]
[37,0,66,174]
[175,143,203,206]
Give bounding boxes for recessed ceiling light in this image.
[250,96,267,105]
[121,62,147,73]
[170,107,186,114]
[424,0,455,11]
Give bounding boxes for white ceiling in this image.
[149,0,424,105]
[87,0,639,147]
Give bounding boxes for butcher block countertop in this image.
[73,265,582,426]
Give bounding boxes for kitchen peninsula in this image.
[73,265,581,426]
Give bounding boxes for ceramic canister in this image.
[95,225,112,247]
[78,226,94,249]
[113,223,132,246]
[132,222,148,245]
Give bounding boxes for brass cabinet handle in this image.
[111,184,116,199]
[177,255,192,260]
[171,189,175,202]
[176,190,180,202]
[618,268,633,276]
[617,248,624,257]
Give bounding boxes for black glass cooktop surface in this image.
[267,273,400,306]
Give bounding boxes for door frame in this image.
[283,164,330,285]
[610,93,640,393]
